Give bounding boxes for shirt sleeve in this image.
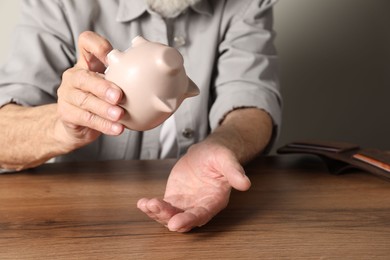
[0,0,76,108]
[209,0,282,139]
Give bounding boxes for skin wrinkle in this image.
[173,148,227,190]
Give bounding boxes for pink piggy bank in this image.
[104,36,200,131]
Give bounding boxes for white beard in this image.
[146,0,202,18]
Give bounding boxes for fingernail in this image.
[106,88,120,103]
[108,106,122,120]
[111,123,123,134]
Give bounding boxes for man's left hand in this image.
[137,140,251,232]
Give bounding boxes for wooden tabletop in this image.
[0,155,389,259]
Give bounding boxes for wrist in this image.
[0,104,74,171]
[51,114,101,154]
[204,127,246,163]
[207,108,273,164]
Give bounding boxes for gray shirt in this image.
[0,0,281,163]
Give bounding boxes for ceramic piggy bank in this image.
[104,36,200,131]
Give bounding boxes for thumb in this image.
[221,157,251,191]
[77,31,113,72]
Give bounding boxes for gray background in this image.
[1,0,389,152]
[274,0,389,152]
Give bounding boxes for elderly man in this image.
[0,0,281,232]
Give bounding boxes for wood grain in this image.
[0,156,389,259]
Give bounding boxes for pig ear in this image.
[152,96,177,113]
[185,78,200,98]
[106,49,122,65]
[156,48,183,75]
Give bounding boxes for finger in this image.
[61,68,123,105]
[221,156,251,191]
[137,198,182,226]
[68,88,124,122]
[58,101,123,135]
[167,207,211,233]
[77,31,113,72]
[137,198,182,225]
[137,198,170,226]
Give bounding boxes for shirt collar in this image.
[116,0,213,22]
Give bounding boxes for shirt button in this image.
[182,128,194,139]
[173,36,186,47]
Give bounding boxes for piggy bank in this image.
[104,36,200,131]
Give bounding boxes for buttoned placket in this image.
[132,9,198,159]
[138,12,169,160]
[169,11,198,157]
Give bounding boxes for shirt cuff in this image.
[209,85,282,153]
[0,84,56,108]
[209,87,282,132]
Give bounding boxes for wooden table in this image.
[0,155,389,259]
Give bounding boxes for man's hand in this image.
[56,31,125,149]
[137,141,251,232]
[0,31,126,171]
[137,108,273,232]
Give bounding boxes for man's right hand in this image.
[0,31,126,171]
[56,31,125,149]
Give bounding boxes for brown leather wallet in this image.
[277,140,390,181]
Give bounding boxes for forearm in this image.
[205,108,273,164]
[0,104,71,171]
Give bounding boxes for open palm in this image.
[137,141,251,232]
